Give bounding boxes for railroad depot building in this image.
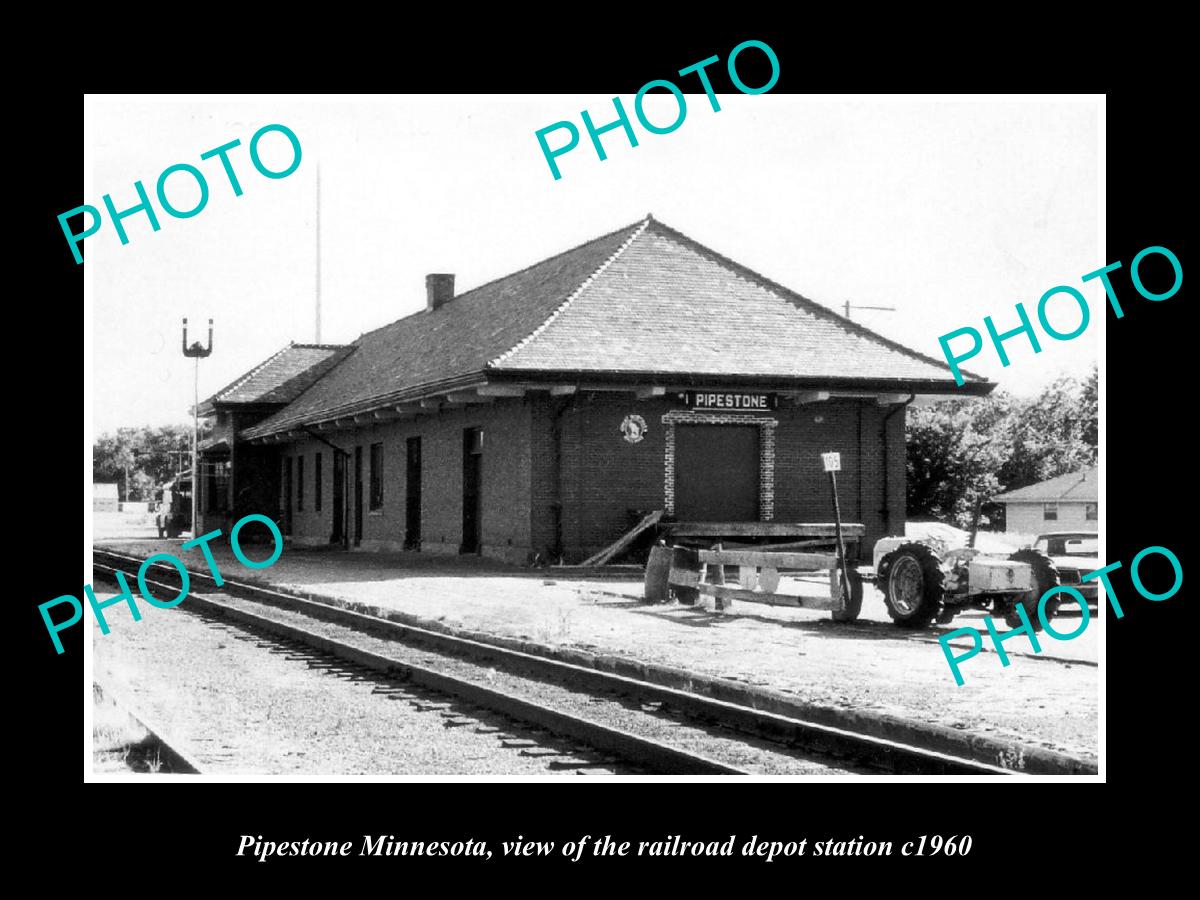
[220,216,991,564]
[194,343,349,533]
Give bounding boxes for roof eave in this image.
[486,368,995,397]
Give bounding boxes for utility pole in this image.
[182,317,213,538]
[315,163,322,344]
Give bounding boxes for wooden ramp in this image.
[580,510,664,566]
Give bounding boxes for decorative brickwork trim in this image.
[660,411,778,519]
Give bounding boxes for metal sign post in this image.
[822,451,852,609]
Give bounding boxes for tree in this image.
[92,423,212,501]
[906,366,1098,530]
[907,400,1008,529]
[1078,365,1098,452]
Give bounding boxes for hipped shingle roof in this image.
[243,216,989,439]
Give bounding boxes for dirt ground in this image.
[95,536,1100,761]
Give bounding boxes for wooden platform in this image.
[666,522,865,539]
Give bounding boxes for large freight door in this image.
[674,424,759,521]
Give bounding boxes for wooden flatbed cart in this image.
[644,522,866,622]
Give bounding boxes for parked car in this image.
[1031,532,1099,603]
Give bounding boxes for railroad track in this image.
[123,611,660,776]
[93,679,204,774]
[93,548,1012,775]
[93,559,745,775]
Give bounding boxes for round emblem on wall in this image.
[620,414,648,444]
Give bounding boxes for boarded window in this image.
[370,442,384,511]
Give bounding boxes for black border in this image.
[25,26,1190,882]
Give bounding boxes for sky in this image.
[85,95,1100,434]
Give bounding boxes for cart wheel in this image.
[668,545,701,606]
[1004,549,1060,631]
[673,585,700,605]
[831,566,863,622]
[643,543,672,603]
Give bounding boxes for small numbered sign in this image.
[821,451,841,472]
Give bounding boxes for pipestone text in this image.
[237,836,492,862]
[940,545,1182,686]
[57,124,303,265]
[535,39,780,180]
[41,514,283,654]
[938,245,1183,386]
[697,393,770,409]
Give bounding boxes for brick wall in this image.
[772,398,907,556]
[549,393,671,562]
[231,440,280,525]
[277,400,533,564]
[272,392,910,566]
[530,393,908,563]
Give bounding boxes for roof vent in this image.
[426,274,455,312]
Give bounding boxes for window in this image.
[315,452,323,512]
[1085,502,1097,521]
[466,428,484,455]
[297,455,305,511]
[370,442,384,510]
[1043,502,1058,521]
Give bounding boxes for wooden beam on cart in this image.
[668,522,865,539]
[696,583,836,611]
[696,548,837,570]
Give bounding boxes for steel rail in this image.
[94,548,1014,775]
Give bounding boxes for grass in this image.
[92,682,180,775]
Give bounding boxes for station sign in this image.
[685,391,778,412]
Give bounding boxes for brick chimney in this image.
[426,274,455,311]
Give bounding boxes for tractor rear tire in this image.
[879,543,945,628]
[1005,549,1060,631]
[831,566,864,623]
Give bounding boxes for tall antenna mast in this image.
[315,163,322,344]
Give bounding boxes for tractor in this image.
[870,530,1061,630]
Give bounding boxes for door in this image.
[283,457,293,535]
[405,437,422,549]
[354,445,363,546]
[674,424,760,521]
[461,428,483,554]
[332,451,345,545]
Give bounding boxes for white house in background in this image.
[994,467,1097,533]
